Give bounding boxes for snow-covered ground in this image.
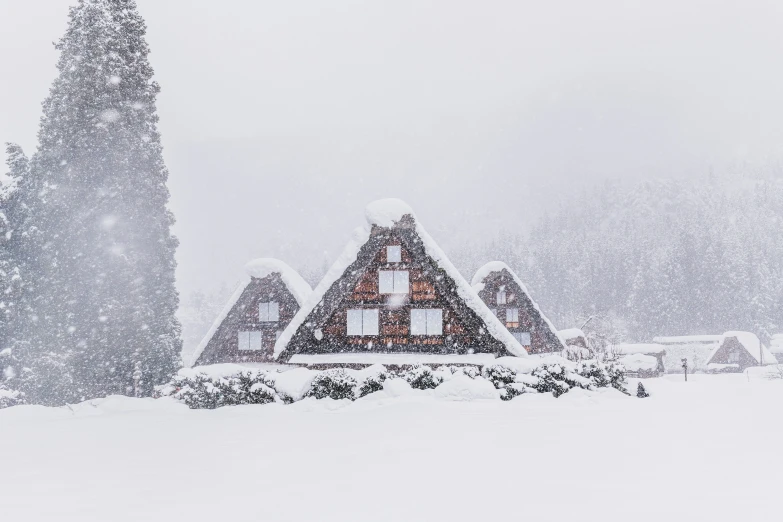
[1,373,781,521]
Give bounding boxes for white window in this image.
[379,270,409,294]
[238,331,263,351]
[513,331,531,346]
[259,302,279,322]
[497,290,507,305]
[386,245,402,263]
[506,308,519,327]
[727,349,740,364]
[410,309,443,336]
[347,309,379,336]
[490,308,498,317]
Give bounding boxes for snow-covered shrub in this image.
[166,370,277,409]
[529,363,579,397]
[482,364,517,388]
[575,360,610,388]
[636,382,649,398]
[400,365,443,390]
[499,383,528,401]
[356,367,389,398]
[0,384,25,409]
[453,365,481,379]
[225,371,277,406]
[306,369,357,400]
[603,361,628,393]
[574,360,628,394]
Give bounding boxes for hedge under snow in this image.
[159,358,629,409]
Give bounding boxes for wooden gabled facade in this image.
[192,260,311,366]
[472,262,564,354]
[275,202,522,364]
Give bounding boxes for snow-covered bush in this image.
[602,361,628,393]
[166,370,277,409]
[529,363,581,397]
[0,384,25,409]
[452,365,481,379]
[356,366,389,398]
[636,382,649,398]
[499,383,528,401]
[482,364,517,388]
[399,364,443,390]
[306,369,357,400]
[574,360,628,394]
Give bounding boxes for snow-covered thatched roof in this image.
[708,331,778,366]
[558,328,587,343]
[653,335,722,345]
[188,258,311,367]
[471,261,566,352]
[273,198,526,359]
[612,343,666,356]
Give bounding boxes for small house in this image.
[705,332,778,373]
[471,262,565,354]
[558,328,592,360]
[273,199,525,366]
[190,259,312,366]
[611,343,666,377]
[652,335,723,373]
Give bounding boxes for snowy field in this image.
[2,373,782,522]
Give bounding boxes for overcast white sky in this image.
[1,0,782,296]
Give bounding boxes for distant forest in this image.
[452,169,783,344]
[181,170,783,357]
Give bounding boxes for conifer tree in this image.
[19,0,181,402]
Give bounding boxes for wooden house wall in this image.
[475,270,561,354]
[283,224,511,359]
[194,274,300,366]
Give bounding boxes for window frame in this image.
[347,308,380,336]
[410,308,443,336]
[386,245,402,263]
[259,301,280,322]
[379,270,409,294]
[506,307,520,328]
[238,330,264,351]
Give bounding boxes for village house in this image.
[273,199,525,366]
[190,259,312,366]
[652,335,723,373]
[471,262,564,354]
[611,344,666,377]
[705,332,778,373]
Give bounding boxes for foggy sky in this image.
[1,0,782,296]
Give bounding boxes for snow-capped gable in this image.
[713,331,777,365]
[188,258,311,367]
[471,261,566,351]
[272,226,371,359]
[364,198,416,228]
[244,258,312,307]
[274,199,526,359]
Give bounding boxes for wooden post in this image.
[681,358,688,382]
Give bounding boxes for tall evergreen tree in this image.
[18,0,181,403]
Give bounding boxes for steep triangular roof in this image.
[189,258,311,367]
[707,331,778,366]
[471,261,566,352]
[274,199,525,361]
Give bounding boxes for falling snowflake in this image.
[99,109,120,123]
